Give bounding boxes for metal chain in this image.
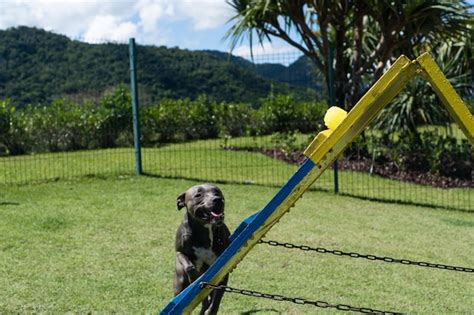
[258,239,473,273]
[200,282,404,314]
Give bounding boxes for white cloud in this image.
[175,0,232,30]
[83,15,139,43]
[0,0,233,47]
[0,0,135,40]
[131,0,176,45]
[135,0,174,33]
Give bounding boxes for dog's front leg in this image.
[175,251,200,292]
[200,274,228,315]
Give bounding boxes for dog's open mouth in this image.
[207,206,225,224]
[197,207,225,224]
[210,211,224,222]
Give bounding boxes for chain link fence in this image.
[0,37,472,211]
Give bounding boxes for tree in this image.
[226,0,472,109]
[374,34,473,134]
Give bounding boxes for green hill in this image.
[204,50,324,92]
[0,27,321,107]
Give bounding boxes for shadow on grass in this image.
[241,308,282,315]
[0,202,20,206]
[337,191,473,213]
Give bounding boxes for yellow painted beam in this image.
[416,52,474,145]
[305,55,419,163]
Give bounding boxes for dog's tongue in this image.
[211,211,223,219]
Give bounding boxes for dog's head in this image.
[177,183,225,225]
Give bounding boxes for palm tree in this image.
[225,0,472,110]
[374,34,473,134]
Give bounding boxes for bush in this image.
[395,131,472,178]
[213,101,257,137]
[348,129,473,180]
[142,99,184,143]
[437,138,472,179]
[95,86,132,147]
[0,100,23,155]
[294,100,327,133]
[270,131,300,154]
[258,94,326,133]
[184,95,219,140]
[141,94,326,144]
[0,86,133,154]
[5,88,469,181]
[142,96,219,143]
[0,100,12,136]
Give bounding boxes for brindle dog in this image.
[174,184,230,315]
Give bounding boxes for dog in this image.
[174,183,230,315]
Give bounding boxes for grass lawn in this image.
[1,176,473,313]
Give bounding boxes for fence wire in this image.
[0,39,472,211]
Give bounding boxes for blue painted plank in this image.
[160,159,315,314]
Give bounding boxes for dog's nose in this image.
[212,197,224,209]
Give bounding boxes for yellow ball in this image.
[324,106,348,130]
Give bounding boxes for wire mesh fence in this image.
[0,37,472,211]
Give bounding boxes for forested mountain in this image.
[0,27,321,107]
[204,50,324,91]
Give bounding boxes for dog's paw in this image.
[185,266,201,282]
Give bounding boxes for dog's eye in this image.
[194,193,202,198]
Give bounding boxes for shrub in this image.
[213,101,257,137]
[258,94,297,133]
[270,131,300,154]
[4,87,469,182]
[394,130,472,178]
[0,100,12,136]
[142,98,189,143]
[258,94,326,133]
[294,100,327,133]
[184,95,219,140]
[0,86,134,154]
[95,86,132,147]
[437,138,472,179]
[142,96,219,143]
[9,100,94,152]
[349,129,473,180]
[0,100,23,155]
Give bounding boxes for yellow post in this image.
[416,52,474,145]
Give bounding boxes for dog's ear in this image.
[176,192,186,210]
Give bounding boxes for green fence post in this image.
[129,38,142,175]
[327,46,339,193]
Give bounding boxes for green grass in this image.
[0,176,473,313]
[1,136,471,210]
[418,123,469,140]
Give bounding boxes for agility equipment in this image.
[160,52,474,314]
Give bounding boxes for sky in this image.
[0,0,296,59]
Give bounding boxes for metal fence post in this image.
[129,38,142,175]
[327,46,339,193]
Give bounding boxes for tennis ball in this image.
[324,106,348,130]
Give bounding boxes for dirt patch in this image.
[225,147,473,188]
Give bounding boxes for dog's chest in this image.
[192,224,217,272]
